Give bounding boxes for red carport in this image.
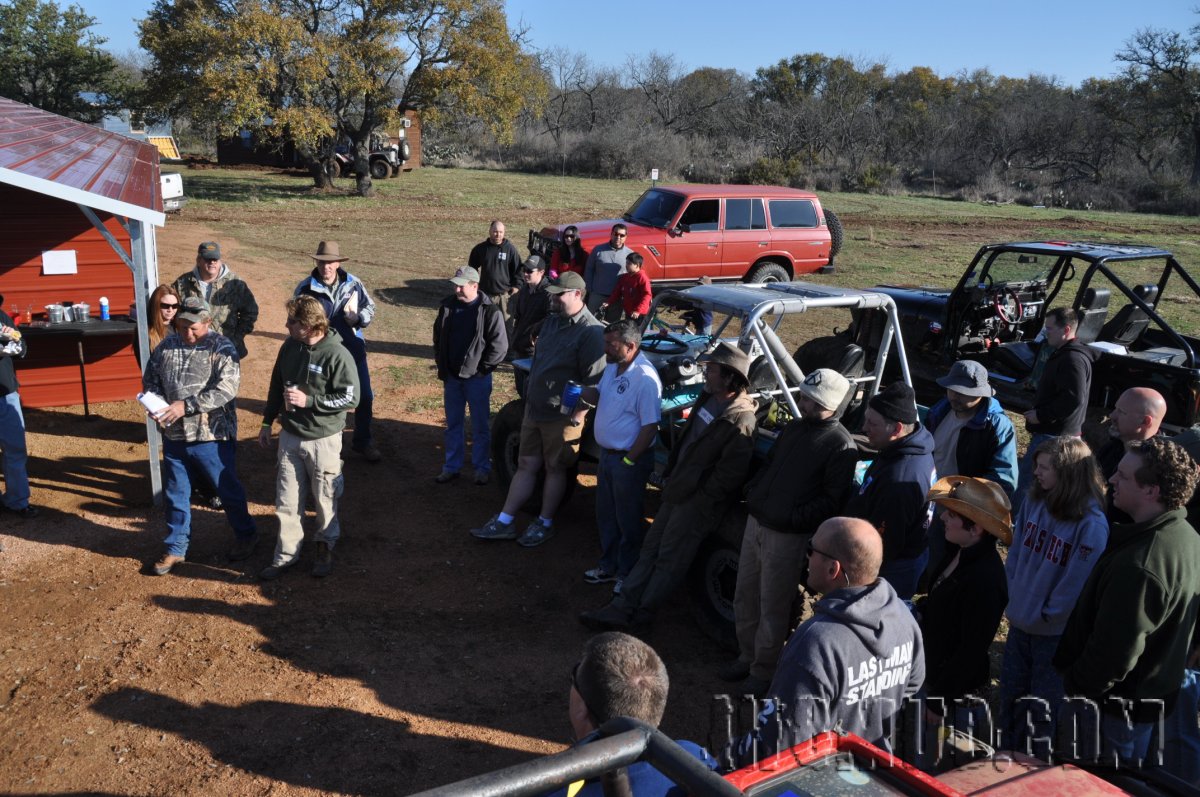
[0,95,166,500]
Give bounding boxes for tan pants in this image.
[733,515,810,681]
[271,429,344,566]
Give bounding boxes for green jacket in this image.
[661,391,757,507]
[262,329,360,441]
[174,265,259,359]
[1053,508,1200,720]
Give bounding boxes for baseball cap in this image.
[450,266,480,286]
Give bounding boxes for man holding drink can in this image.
[259,296,360,579]
[470,272,606,547]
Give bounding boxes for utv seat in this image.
[1100,284,1158,348]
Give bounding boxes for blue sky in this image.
[84,0,1196,88]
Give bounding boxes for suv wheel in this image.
[687,532,741,650]
[745,260,790,284]
[369,159,390,180]
[826,209,844,257]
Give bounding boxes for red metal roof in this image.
[0,96,164,222]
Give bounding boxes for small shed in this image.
[0,95,166,496]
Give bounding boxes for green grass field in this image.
[178,165,1200,403]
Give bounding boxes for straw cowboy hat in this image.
[926,475,1013,545]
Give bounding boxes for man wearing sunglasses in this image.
[743,516,924,761]
[583,224,633,322]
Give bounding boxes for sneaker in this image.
[228,534,259,562]
[583,567,617,584]
[579,602,633,631]
[435,469,460,484]
[516,519,555,548]
[718,659,753,683]
[151,554,184,576]
[354,443,382,463]
[312,542,333,578]
[259,559,298,581]
[470,515,518,541]
[613,579,623,596]
[473,470,490,486]
[207,494,224,510]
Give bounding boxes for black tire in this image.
[489,398,577,514]
[369,159,390,180]
[687,518,745,650]
[825,208,844,257]
[745,259,790,284]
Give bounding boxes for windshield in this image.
[625,189,685,229]
[982,251,1058,285]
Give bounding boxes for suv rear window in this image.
[726,198,766,231]
[768,199,818,228]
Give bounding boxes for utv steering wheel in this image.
[992,287,1024,326]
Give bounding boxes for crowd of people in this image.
[4,221,1200,790]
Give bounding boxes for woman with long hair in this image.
[147,284,181,350]
[999,435,1108,756]
[549,225,586,278]
[917,476,1011,742]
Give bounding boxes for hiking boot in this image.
[613,579,623,596]
[583,567,617,585]
[435,469,460,484]
[470,515,518,541]
[473,470,490,486]
[579,602,633,631]
[259,559,297,581]
[5,504,39,519]
[516,518,555,548]
[228,534,259,562]
[354,443,382,463]
[718,659,753,683]
[312,542,333,578]
[151,554,184,576]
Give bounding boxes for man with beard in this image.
[470,272,605,547]
[583,224,633,322]
[173,241,258,359]
[573,319,662,592]
[721,369,859,697]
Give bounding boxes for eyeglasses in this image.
[806,540,852,587]
[563,234,576,241]
[613,233,627,238]
[160,302,179,310]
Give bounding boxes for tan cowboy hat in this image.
[926,475,1013,545]
[697,341,752,381]
[313,241,349,262]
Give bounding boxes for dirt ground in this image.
[0,216,738,796]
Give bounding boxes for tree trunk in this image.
[310,161,334,190]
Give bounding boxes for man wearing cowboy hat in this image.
[924,359,1017,568]
[295,241,381,462]
[721,368,859,698]
[174,241,259,359]
[580,341,758,632]
[844,381,937,601]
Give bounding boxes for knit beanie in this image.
[869,382,918,424]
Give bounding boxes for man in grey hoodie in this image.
[743,516,925,762]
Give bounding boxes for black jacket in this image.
[468,239,523,296]
[1029,340,1098,436]
[917,540,1007,708]
[433,294,508,380]
[508,278,550,358]
[745,415,858,533]
[844,424,936,562]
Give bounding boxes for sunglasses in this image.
[160,302,179,310]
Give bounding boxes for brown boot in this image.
[151,553,184,576]
[312,542,334,578]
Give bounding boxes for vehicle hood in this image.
[873,284,952,323]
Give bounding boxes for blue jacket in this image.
[844,424,937,562]
[926,396,1018,497]
[295,268,375,362]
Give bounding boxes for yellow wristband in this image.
[622,456,635,466]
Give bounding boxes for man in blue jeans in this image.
[142,297,257,576]
[0,305,37,518]
[573,320,662,592]
[433,266,508,485]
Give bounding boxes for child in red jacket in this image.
[601,253,652,321]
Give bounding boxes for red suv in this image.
[529,184,843,284]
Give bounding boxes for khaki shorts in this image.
[519,409,583,470]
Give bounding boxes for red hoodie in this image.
[606,269,652,317]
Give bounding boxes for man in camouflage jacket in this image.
[174,241,259,359]
[142,297,257,576]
